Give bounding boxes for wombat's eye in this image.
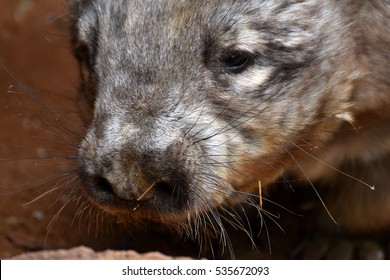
[222,52,250,73]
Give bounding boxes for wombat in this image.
[68,0,390,259]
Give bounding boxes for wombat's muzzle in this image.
[78,128,196,215]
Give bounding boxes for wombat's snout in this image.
[78,126,195,215]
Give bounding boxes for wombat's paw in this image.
[294,236,387,260]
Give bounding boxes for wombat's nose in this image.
[78,120,193,212]
[92,173,178,204]
[79,136,191,212]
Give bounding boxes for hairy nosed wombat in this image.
[68,0,390,258]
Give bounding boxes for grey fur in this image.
[69,0,390,251]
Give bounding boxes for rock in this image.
[12,246,190,260]
[11,246,193,260]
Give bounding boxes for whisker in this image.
[285,148,337,225]
[288,138,375,190]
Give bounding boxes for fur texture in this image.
[68,0,390,253]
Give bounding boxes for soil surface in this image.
[0,0,317,260]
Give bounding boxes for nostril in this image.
[93,175,115,196]
[91,175,178,202]
[85,173,186,210]
[154,181,177,200]
[152,180,187,211]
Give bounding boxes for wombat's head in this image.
[69,0,357,231]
